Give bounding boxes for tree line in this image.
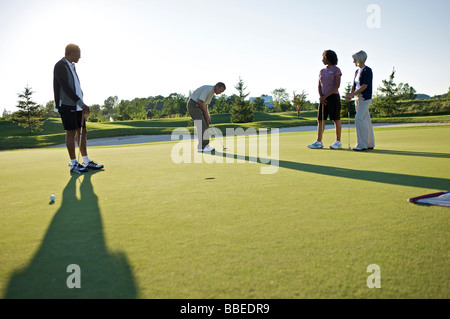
[56,84,319,122]
[1,81,320,125]
[3,70,449,133]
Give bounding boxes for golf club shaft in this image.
[322,103,325,136]
[347,101,351,149]
[78,113,85,162]
[210,121,226,150]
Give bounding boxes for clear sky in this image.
[0,0,449,112]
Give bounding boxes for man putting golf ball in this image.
[187,82,226,152]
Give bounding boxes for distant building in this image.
[249,96,274,108]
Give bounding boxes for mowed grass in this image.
[0,125,449,299]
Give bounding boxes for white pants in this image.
[355,95,375,149]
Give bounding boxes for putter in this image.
[321,102,325,139]
[347,101,351,150]
[209,121,227,151]
[77,113,85,163]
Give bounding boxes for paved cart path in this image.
[46,122,448,148]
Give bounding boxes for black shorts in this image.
[318,94,341,121]
[58,105,86,131]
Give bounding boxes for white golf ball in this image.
[50,195,56,201]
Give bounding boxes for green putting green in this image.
[0,125,449,299]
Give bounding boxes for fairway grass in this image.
[0,125,449,299]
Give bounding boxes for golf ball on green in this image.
[50,195,56,201]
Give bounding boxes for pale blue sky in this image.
[0,0,449,112]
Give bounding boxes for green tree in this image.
[397,83,416,100]
[154,99,164,111]
[250,97,266,112]
[2,109,12,120]
[212,94,233,114]
[103,96,119,116]
[372,68,400,116]
[129,99,147,120]
[292,90,308,117]
[116,100,132,120]
[43,100,58,118]
[162,93,187,117]
[340,83,356,118]
[230,77,253,123]
[12,86,45,133]
[272,88,290,112]
[211,95,226,114]
[89,104,102,122]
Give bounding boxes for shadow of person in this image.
[213,151,450,190]
[4,171,138,299]
[369,149,450,159]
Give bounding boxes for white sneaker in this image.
[307,141,323,149]
[198,145,215,152]
[330,141,342,150]
[83,160,104,170]
[70,162,88,174]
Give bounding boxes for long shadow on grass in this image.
[215,152,450,190]
[4,172,137,299]
[370,149,450,159]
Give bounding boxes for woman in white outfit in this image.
[346,50,375,151]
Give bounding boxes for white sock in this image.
[71,159,77,166]
[82,155,90,165]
